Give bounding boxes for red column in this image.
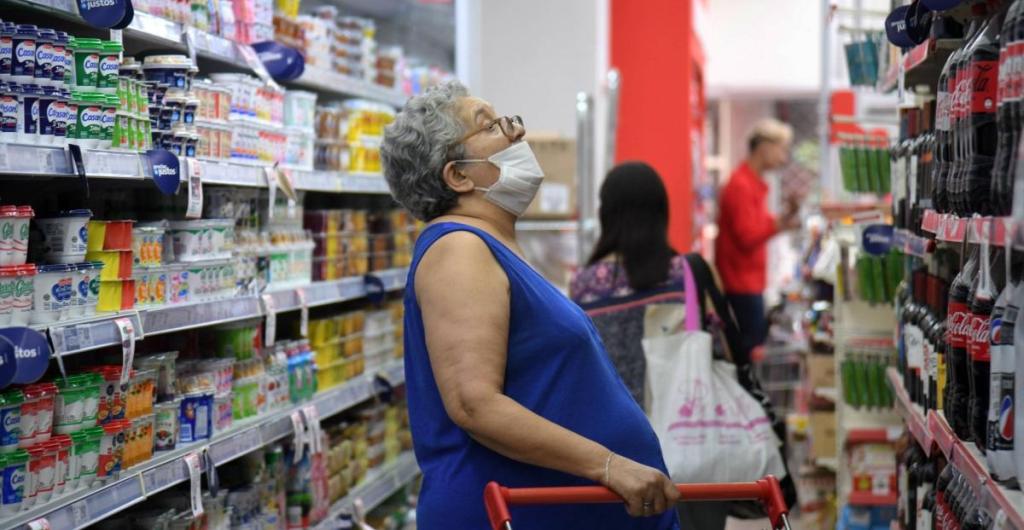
[610,0,697,252]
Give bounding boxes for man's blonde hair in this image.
[748,119,793,153]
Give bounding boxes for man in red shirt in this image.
[715,119,800,362]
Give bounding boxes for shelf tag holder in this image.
[297,287,309,338]
[260,293,277,346]
[114,316,136,388]
[186,158,204,219]
[264,167,277,220]
[47,326,68,381]
[203,447,220,498]
[302,405,323,454]
[27,518,52,530]
[290,410,306,464]
[184,451,204,518]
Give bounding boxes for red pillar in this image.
[610,0,700,252]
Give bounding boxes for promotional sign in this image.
[76,0,133,30]
[885,5,915,48]
[0,327,51,386]
[251,41,305,82]
[862,224,895,256]
[145,148,181,195]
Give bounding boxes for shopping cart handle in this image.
[484,476,792,530]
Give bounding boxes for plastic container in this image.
[141,55,191,89]
[126,369,155,419]
[132,224,165,267]
[32,29,54,87]
[35,209,92,263]
[0,265,16,326]
[50,32,68,86]
[183,97,198,125]
[125,414,153,468]
[31,263,72,324]
[80,373,102,429]
[284,90,317,129]
[51,434,70,495]
[20,382,55,448]
[178,392,211,444]
[93,365,125,424]
[135,352,179,402]
[153,399,179,451]
[213,394,232,435]
[86,249,133,280]
[0,24,14,82]
[0,390,23,453]
[0,205,33,266]
[26,442,55,503]
[87,220,134,252]
[0,83,17,140]
[11,25,37,84]
[1,449,28,514]
[97,279,135,312]
[75,426,102,489]
[54,377,85,435]
[96,419,127,480]
[70,37,101,90]
[17,83,40,143]
[97,41,121,94]
[72,92,104,147]
[72,262,99,318]
[99,94,116,148]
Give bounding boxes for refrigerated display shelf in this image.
[0,144,392,194]
[39,267,408,356]
[3,358,406,530]
[8,0,408,107]
[887,367,1024,528]
[314,451,420,530]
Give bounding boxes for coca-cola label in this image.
[948,301,971,348]
[969,313,992,361]
[949,68,961,120]
[999,48,1009,106]
[971,60,998,113]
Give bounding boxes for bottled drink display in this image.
[987,247,1019,485]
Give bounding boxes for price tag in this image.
[114,317,135,387]
[264,167,277,220]
[70,500,89,526]
[47,326,69,379]
[203,448,220,498]
[290,410,306,463]
[186,158,204,219]
[297,287,309,338]
[261,293,277,346]
[184,452,204,518]
[302,405,323,454]
[109,29,122,45]
[27,518,52,530]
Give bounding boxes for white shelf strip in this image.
[40,268,407,357]
[314,451,420,530]
[2,359,406,530]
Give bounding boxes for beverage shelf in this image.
[36,268,407,356]
[0,144,392,194]
[1,358,406,530]
[313,451,420,530]
[879,38,961,93]
[11,0,408,107]
[888,367,1024,528]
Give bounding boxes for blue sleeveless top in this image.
[404,222,679,530]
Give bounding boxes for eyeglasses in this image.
[457,115,524,144]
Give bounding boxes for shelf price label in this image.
[114,316,136,387]
[186,158,204,219]
[261,293,277,346]
[297,287,309,338]
[27,518,52,530]
[290,410,306,464]
[184,452,204,518]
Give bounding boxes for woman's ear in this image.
[442,161,476,193]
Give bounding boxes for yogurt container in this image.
[159,88,184,129]
[27,442,55,503]
[51,32,68,85]
[99,94,116,149]
[54,376,86,434]
[178,392,211,444]
[51,434,70,495]
[31,263,71,324]
[0,265,16,326]
[213,394,232,435]
[183,97,198,125]
[0,390,23,453]
[9,264,34,326]
[97,41,121,93]
[0,449,28,514]
[97,419,128,480]
[21,382,55,447]
[75,426,102,489]
[142,55,192,89]
[33,30,54,87]
[71,37,101,90]
[113,110,132,149]
[38,86,65,146]
[11,25,37,84]
[67,431,84,491]
[0,24,13,81]
[17,82,39,143]
[73,92,104,148]
[93,365,125,424]
[153,398,179,451]
[0,205,32,265]
[35,209,91,264]
[80,372,101,428]
[0,82,16,138]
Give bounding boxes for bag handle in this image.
[681,257,701,332]
[683,253,748,367]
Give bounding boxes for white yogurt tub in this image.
[31,264,72,324]
[35,209,91,264]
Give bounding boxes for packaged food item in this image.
[51,434,70,495]
[97,279,135,312]
[54,376,85,435]
[26,442,55,503]
[178,392,212,444]
[0,449,28,514]
[97,41,121,93]
[135,352,179,402]
[31,263,71,323]
[20,382,55,448]
[153,399,179,452]
[0,390,23,453]
[75,426,102,489]
[96,419,127,480]
[132,223,166,267]
[0,205,33,266]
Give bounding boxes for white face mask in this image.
[460,141,545,217]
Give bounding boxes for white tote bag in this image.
[643,260,786,484]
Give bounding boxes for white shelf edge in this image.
[314,451,420,530]
[1,359,405,530]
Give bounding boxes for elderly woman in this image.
[382,81,680,529]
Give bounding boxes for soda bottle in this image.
[952,13,988,214]
[967,235,1005,451]
[963,10,1001,215]
[991,1,1021,215]
[948,246,980,441]
[934,45,955,213]
[995,1,1024,215]
[987,244,1018,485]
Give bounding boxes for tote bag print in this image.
[643,329,786,483]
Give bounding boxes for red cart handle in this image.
[484,475,792,530]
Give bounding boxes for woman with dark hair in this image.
[571,161,682,303]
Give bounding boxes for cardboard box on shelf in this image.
[807,354,836,390]
[809,411,837,460]
[524,135,576,219]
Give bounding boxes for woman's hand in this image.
[605,454,680,517]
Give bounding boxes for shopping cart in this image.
[484,475,793,530]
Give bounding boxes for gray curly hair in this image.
[382,81,470,221]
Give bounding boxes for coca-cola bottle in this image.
[963,9,1002,215]
[934,45,957,213]
[950,14,985,215]
[987,245,1018,485]
[948,246,980,441]
[967,237,1005,451]
[991,1,1021,215]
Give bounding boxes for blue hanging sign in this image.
[862,224,895,256]
[885,6,915,48]
[0,328,50,387]
[76,0,132,30]
[146,148,181,195]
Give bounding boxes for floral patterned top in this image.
[570,255,689,304]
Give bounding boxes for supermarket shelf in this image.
[314,451,420,530]
[848,491,899,507]
[289,67,408,108]
[40,268,408,357]
[879,37,960,93]
[888,367,1024,528]
[0,144,391,194]
[3,359,406,530]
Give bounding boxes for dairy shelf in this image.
[0,144,392,194]
[8,0,408,107]
[314,451,420,530]
[887,367,1024,528]
[2,358,406,530]
[37,267,408,357]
